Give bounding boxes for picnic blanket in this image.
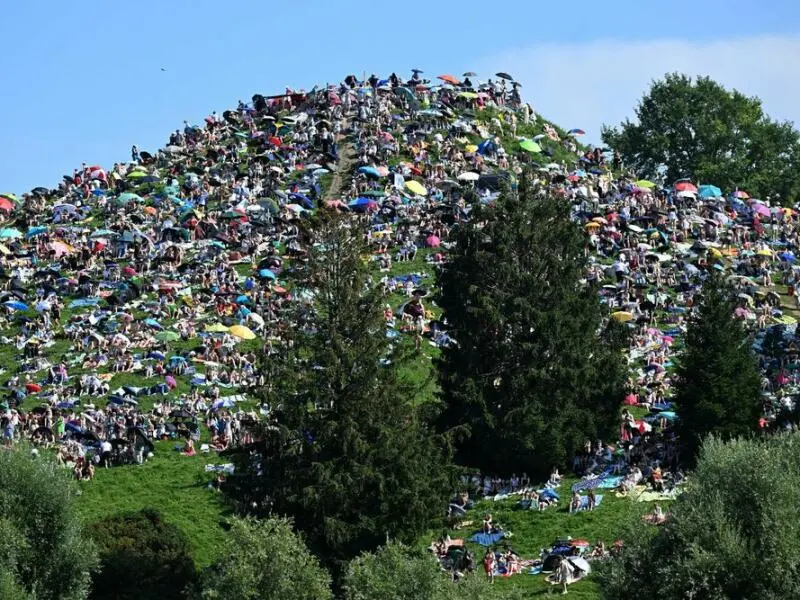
[573,494,603,511]
[572,474,621,492]
[469,531,505,546]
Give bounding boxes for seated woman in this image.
[569,491,582,514]
[482,513,493,534]
[590,540,606,558]
[548,466,562,487]
[643,504,667,525]
[182,437,196,457]
[587,489,597,511]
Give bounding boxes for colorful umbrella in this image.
[405,180,427,196]
[228,325,256,340]
[519,139,541,153]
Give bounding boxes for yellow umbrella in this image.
[756,249,773,257]
[634,180,656,189]
[465,144,478,153]
[611,311,634,322]
[709,248,723,258]
[584,222,602,230]
[228,325,256,340]
[405,180,427,196]
[204,323,229,333]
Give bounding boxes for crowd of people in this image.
[2,68,799,593]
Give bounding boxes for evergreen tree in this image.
[225,215,453,577]
[436,177,627,478]
[674,273,762,463]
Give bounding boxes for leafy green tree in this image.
[600,434,800,599]
[436,177,627,478]
[201,517,331,600]
[0,448,96,600]
[602,73,800,202]
[344,542,505,600]
[87,508,197,600]
[225,215,453,577]
[673,273,762,463]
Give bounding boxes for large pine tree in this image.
[674,273,762,463]
[225,214,452,577]
[436,177,627,478]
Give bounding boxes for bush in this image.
[0,447,96,600]
[88,508,197,600]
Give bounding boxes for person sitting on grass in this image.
[569,491,581,514]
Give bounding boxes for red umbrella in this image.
[123,266,137,277]
[267,136,282,147]
[674,181,697,193]
[25,383,41,393]
[437,74,461,85]
[0,198,13,212]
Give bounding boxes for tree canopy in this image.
[602,73,800,202]
[87,508,197,600]
[201,517,331,600]
[224,215,453,576]
[344,542,500,600]
[600,434,800,599]
[673,273,762,463]
[436,177,627,478]
[0,448,96,600]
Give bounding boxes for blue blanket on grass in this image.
[469,531,505,546]
[574,494,603,511]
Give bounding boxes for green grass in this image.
[75,439,229,568]
[419,478,663,598]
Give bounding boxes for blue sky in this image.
[2,0,799,193]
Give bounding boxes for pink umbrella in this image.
[165,375,177,390]
[752,203,771,217]
[425,235,441,248]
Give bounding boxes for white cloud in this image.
[475,36,800,144]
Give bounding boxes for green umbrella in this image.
[154,331,180,342]
[361,190,386,197]
[117,192,142,204]
[519,139,542,153]
[127,171,146,179]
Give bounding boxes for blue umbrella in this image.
[779,252,797,263]
[4,301,27,311]
[0,228,22,239]
[236,295,251,305]
[288,192,314,209]
[358,166,382,178]
[144,318,163,329]
[699,184,722,199]
[148,351,166,360]
[25,226,48,239]
[348,197,372,208]
[258,269,276,280]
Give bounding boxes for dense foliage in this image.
[600,434,800,599]
[436,177,627,477]
[0,449,96,600]
[201,517,331,600]
[87,508,196,600]
[344,542,504,600]
[225,215,453,577]
[602,73,800,202]
[673,274,762,463]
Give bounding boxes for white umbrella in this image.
[568,557,591,574]
[457,172,480,182]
